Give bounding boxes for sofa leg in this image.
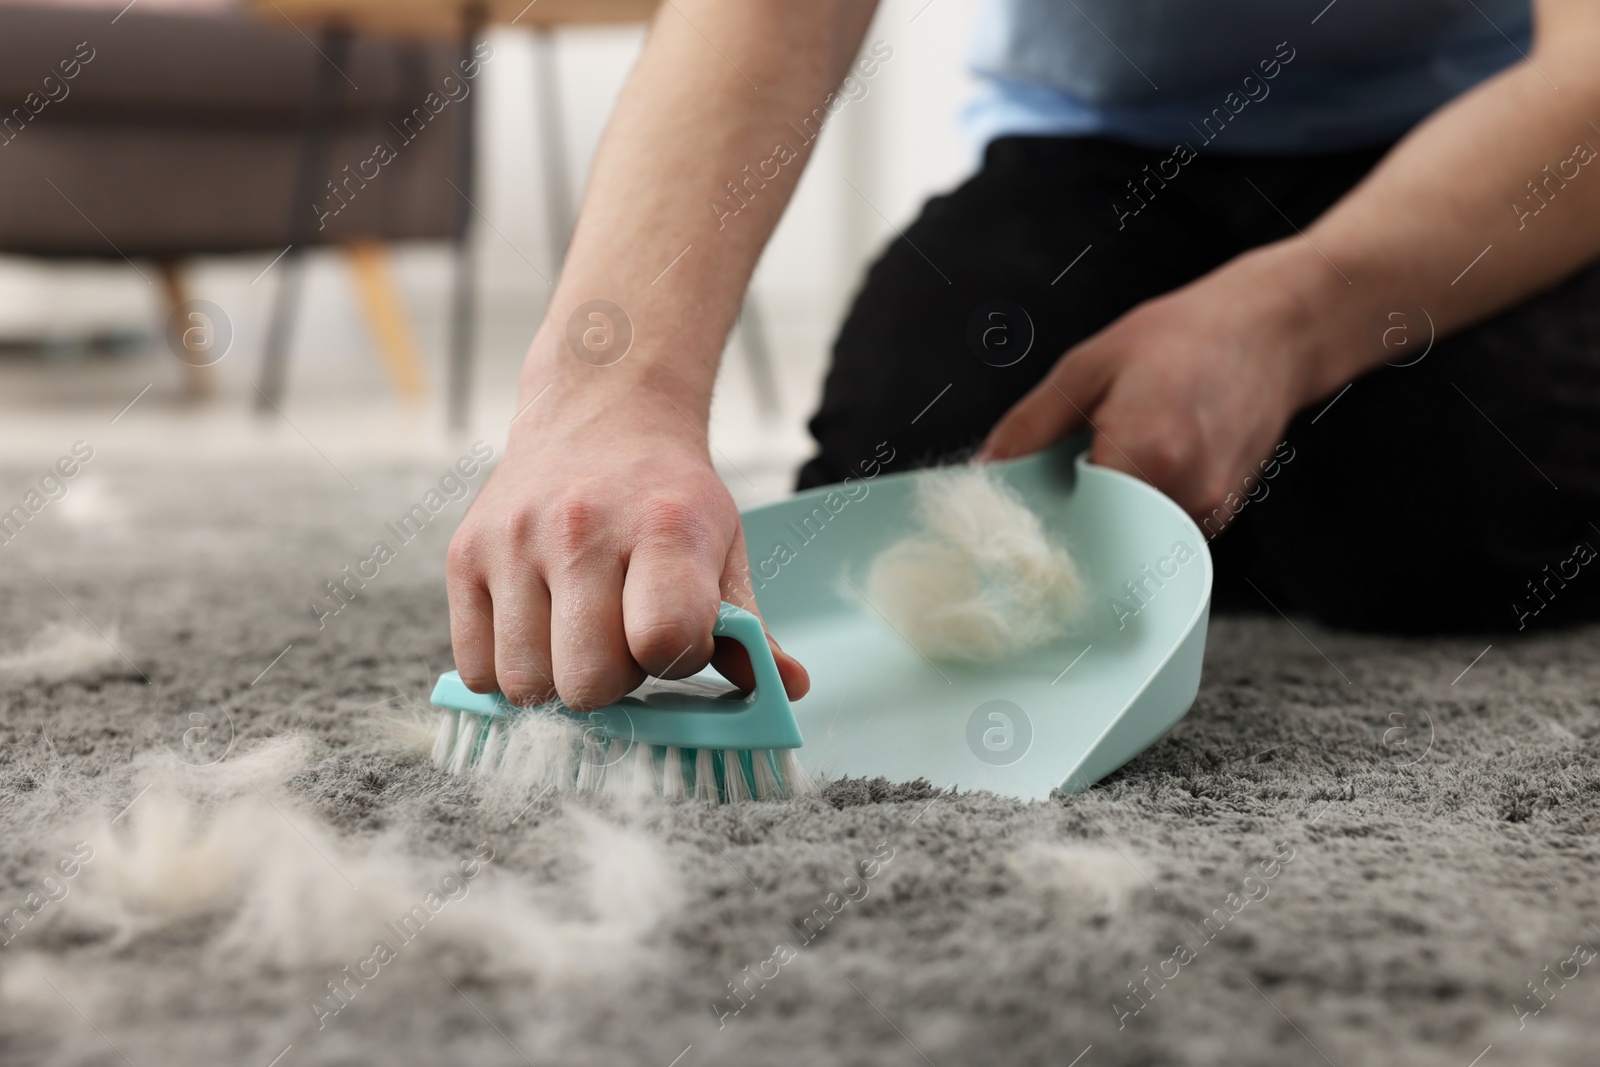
[346,241,427,403]
[156,260,216,402]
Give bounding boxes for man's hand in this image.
[987,0,1600,501]
[980,243,1327,524]
[440,0,876,708]
[446,380,810,710]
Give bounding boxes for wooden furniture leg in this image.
[155,260,215,401]
[345,240,428,402]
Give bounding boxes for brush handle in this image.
[712,600,787,707]
[429,602,803,750]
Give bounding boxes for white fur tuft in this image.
[1006,841,1146,914]
[0,622,130,683]
[862,466,1083,662]
[35,735,685,984]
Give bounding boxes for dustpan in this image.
[739,442,1212,800]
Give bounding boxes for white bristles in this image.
[517,713,576,792]
[660,746,685,800]
[694,749,718,801]
[633,742,660,797]
[722,751,751,802]
[543,719,580,791]
[605,741,655,798]
[750,749,781,800]
[431,709,460,770]
[475,720,506,775]
[433,709,815,806]
[775,749,816,796]
[575,735,609,792]
[447,715,484,777]
[492,716,536,784]
[601,740,634,795]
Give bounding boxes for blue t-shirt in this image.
[964,0,1531,154]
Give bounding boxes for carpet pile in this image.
[2,460,1598,1066]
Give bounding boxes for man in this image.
[447,0,1600,711]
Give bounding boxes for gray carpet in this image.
[3,459,1599,1067]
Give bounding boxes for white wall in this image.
[473,0,984,326]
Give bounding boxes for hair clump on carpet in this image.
[0,622,131,684]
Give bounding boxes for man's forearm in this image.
[1274,5,1600,398]
[521,0,879,423]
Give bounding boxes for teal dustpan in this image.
[429,441,1210,802]
[740,441,1212,800]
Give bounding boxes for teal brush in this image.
[429,602,814,802]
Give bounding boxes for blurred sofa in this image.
[0,2,464,258]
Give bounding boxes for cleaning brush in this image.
[430,603,814,802]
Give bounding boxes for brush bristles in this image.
[694,749,718,801]
[722,751,751,803]
[475,720,506,776]
[775,748,818,797]
[750,749,782,800]
[661,746,685,800]
[576,735,609,792]
[447,715,483,777]
[432,711,813,803]
[431,709,461,768]
[610,740,657,798]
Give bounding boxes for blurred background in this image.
[0,0,983,504]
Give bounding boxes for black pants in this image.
[799,137,1600,634]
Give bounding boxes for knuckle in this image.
[498,667,554,706]
[722,569,758,609]
[1189,484,1231,524]
[994,410,1037,448]
[495,507,539,548]
[1141,439,1186,482]
[627,612,712,673]
[1133,425,1197,485]
[456,659,498,693]
[556,662,635,712]
[450,619,495,690]
[1200,474,1237,513]
[635,495,708,546]
[544,496,606,556]
[446,525,484,574]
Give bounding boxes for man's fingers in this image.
[711,525,811,699]
[1086,424,1153,480]
[621,539,721,681]
[979,346,1110,461]
[548,560,643,711]
[723,630,810,701]
[447,573,498,694]
[486,573,555,705]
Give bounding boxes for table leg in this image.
[532,26,574,268]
